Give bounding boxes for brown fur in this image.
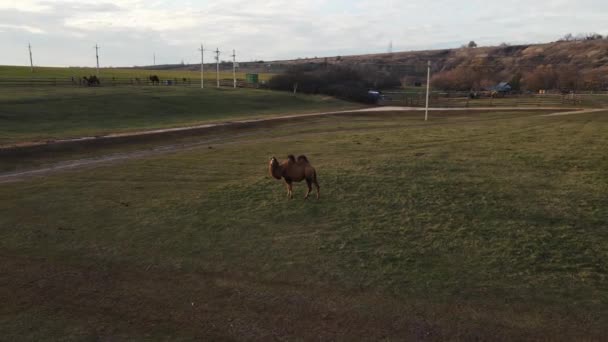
[269,155,320,200]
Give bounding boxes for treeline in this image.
[267,64,401,103]
[431,64,605,92]
[558,32,605,41]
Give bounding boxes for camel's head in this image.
[269,157,281,179]
[269,156,279,168]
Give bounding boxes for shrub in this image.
[268,65,378,103]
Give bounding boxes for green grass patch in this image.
[0,65,274,81]
[0,86,360,145]
[1,111,607,339]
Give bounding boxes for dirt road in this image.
[0,107,603,184]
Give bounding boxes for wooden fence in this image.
[380,91,593,108]
[0,77,260,88]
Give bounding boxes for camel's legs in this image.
[314,179,320,199]
[285,180,294,199]
[304,179,313,200]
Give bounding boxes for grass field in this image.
[1,110,607,340]
[0,86,360,145]
[0,65,274,81]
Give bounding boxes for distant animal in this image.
[490,90,504,98]
[149,75,160,85]
[82,75,100,86]
[269,155,320,200]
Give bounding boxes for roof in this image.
[493,82,512,92]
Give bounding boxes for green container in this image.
[246,73,259,84]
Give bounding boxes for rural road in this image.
[0,107,603,184]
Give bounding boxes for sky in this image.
[1,0,608,67]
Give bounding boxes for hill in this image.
[148,40,608,91]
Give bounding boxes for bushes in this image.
[268,65,382,103]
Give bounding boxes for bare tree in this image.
[585,33,603,40]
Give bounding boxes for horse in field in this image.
[82,75,100,86]
[269,155,320,200]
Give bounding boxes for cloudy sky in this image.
[1,0,607,67]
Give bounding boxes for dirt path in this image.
[0,107,602,184]
[0,106,582,150]
[540,108,605,116]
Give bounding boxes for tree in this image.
[585,33,603,40]
[267,64,380,103]
[560,33,574,41]
[431,67,475,90]
[557,67,579,90]
[509,73,522,92]
[523,65,558,91]
[400,75,414,89]
[468,41,478,48]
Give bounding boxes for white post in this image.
[215,48,220,88]
[95,44,100,76]
[232,49,236,88]
[425,60,431,121]
[28,43,34,72]
[199,44,205,89]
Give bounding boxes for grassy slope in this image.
[1,111,607,340]
[0,86,360,145]
[0,65,273,80]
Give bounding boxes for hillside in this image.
[275,40,608,70]
[149,40,608,91]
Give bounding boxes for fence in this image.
[0,77,261,88]
[380,91,595,108]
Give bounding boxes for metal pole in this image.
[425,60,431,121]
[232,49,236,88]
[199,44,205,89]
[215,48,220,88]
[95,44,100,76]
[153,52,156,66]
[28,43,34,72]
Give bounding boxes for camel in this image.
[149,75,160,85]
[269,155,320,200]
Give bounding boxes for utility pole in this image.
[215,48,220,88]
[153,52,156,66]
[28,43,34,72]
[95,44,100,76]
[425,61,431,121]
[231,49,237,88]
[199,44,205,89]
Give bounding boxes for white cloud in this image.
[0,23,45,33]
[0,0,51,12]
[1,0,608,67]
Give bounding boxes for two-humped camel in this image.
[269,155,320,200]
